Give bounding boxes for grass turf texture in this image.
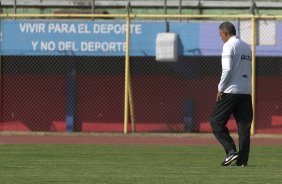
[0,144,281,184]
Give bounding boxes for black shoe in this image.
[231,163,248,167]
[221,152,238,166]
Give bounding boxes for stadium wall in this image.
[1,56,282,133]
[1,15,282,133]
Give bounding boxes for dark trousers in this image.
[210,93,253,164]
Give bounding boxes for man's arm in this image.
[218,44,233,93]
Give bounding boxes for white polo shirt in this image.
[218,36,252,94]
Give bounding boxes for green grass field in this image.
[0,144,281,184]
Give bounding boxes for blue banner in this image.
[1,20,165,56]
[1,20,202,56]
[4,19,281,57]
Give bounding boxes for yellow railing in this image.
[1,13,282,19]
[124,8,136,134]
[251,16,256,135]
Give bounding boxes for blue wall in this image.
[1,20,281,56]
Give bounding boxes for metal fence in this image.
[1,14,282,134]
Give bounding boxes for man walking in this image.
[210,21,253,167]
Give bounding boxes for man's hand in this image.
[216,91,222,102]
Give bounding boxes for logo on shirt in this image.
[241,55,252,61]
